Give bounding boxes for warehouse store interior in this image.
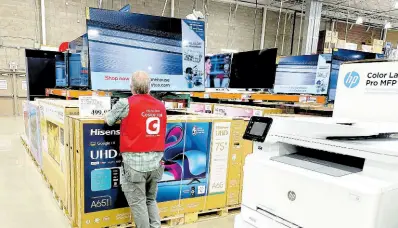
[2,0,398,228]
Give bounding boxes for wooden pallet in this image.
[184,205,241,224]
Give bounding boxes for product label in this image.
[213,105,254,117]
[79,96,111,117]
[41,103,65,124]
[209,122,231,194]
[83,123,128,213]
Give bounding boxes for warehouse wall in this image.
[335,21,382,45]
[386,30,398,47]
[0,0,301,71]
[0,0,375,72]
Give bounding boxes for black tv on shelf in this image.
[229,48,278,90]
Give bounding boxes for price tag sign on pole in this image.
[79,96,111,117]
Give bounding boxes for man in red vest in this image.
[105,71,167,228]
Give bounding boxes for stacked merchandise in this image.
[22,101,43,166]
[213,104,283,117]
[23,99,256,228]
[67,115,240,227]
[188,102,214,114]
[39,99,79,218]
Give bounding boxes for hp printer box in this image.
[39,99,79,218]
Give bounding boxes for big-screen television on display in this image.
[328,49,376,101]
[55,53,68,87]
[25,50,58,101]
[205,53,232,88]
[229,48,278,89]
[68,34,89,88]
[86,8,205,91]
[274,54,331,95]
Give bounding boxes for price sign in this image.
[79,96,111,117]
[241,94,251,100]
[209,122,231,194]
[299,96,307,103]
[204,93,210,99]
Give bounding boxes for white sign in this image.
[253,109,263,117]
[22,80,27,91]
[209,122,231,194]
[0,80,7,90]
[79,96,111,117]
[334,61,398,122]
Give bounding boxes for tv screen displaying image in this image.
[86,8,205,92]
[55,53,67,87]
[68,34,89,88]
[161,122,211,183]
[274,54,331,95]
[229,48,277,89]
[328,49,376,101]
[205,53,232,88]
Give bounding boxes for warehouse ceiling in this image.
[227,0,398,28]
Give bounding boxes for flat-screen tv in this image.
[229,48,278,89]
[274,54,331,95]
[328,49,376,101]
[86,8,205,92]
[205,53,232,88]
[68,34,89,88]
[25,49,58,101]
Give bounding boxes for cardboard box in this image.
[225,119,246,206]
[189,102,214,114]
[239,134,253,204]
[373,39,384,46]
[336,39,346,49]
[69,115,219,227]
[331,32,338,44]
[28,101,42,166]
[39,99,79,215]
[23,100,29,139]
[213,104,282,117]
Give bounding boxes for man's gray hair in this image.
[130,71,150,94]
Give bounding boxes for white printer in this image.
[235,116,398,228]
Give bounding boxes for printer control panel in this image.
[243,116,273,142]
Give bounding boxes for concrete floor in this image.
[0,117,235,228]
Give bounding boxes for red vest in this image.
[120,94,167,153]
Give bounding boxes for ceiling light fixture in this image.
[356,17,363,24]
[395,1,398,8]
[385,22,392,29]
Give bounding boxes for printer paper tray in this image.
[271,153,363,177]
[242,206,301,228]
